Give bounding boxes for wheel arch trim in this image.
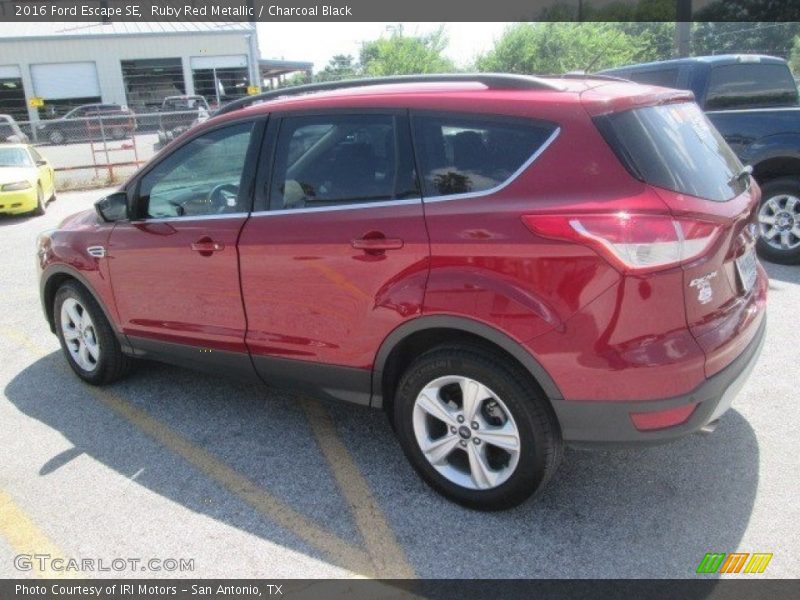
[40,265,132,353]
[371,315,563,408]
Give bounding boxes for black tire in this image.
[32,184,45,216]
[110,126,126,140]
[48,129,65,145]
[756,177,800,265]
[54,281,132,385]
[393,344,562,510]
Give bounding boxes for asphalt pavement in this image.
[0,188,798,579]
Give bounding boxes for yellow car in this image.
[0,144,56,216]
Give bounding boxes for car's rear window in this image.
[594,102,747,202]
[706,63,798,110]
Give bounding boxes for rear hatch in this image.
[591,98,765,376]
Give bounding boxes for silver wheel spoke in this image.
[478,422,521,452]
[63,327,80,341]
[467,443,497,490]
[786,196,798,213]
[764,226,778,240]
[85,338,100,361]
[460,378,484,423]
[78,342,91,366]
[758,213,775,225]
[417,391,457,426]
[66,303,82,327]
[781,230,791,248]
[422,435,460,465]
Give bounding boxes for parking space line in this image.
[0,329,375,577]
[302,398,416,578]
[0,490,81,579]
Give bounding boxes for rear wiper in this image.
[730,165,753,185]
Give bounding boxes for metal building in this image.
[0,22,312,123]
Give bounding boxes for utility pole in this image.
[675,0,692,57]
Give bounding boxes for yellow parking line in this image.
[85,385,375,576]
[0,329,374,576]
[0,490,81,579]
[302,398,416,578]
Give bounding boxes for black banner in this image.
[0,0,798,22]
[3,580,800,600]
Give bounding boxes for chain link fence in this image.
[1,109,210,191]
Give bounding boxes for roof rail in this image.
[214,73,565,116]
[561,71,631,83]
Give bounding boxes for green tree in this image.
[315,54,359,82]
[475,22,655,75]
[692,22,800,60]
[790,36,800,75]
[359,26,455,76]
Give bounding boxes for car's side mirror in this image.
[36,160,47,167]
[95,192,128,222]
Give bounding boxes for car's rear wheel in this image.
[110,126,126,140]
[393,345,562,510]
[756,177,800,265]
[32,183,45,216]
[48,129,65,145]
[54,282,131,385]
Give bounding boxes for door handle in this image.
[191,237,225,256]
[351,237,404,252]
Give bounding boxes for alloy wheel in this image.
[412,375,521,491]
[60,297,101,372]
[758,194,800,251]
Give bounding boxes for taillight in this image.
[522,213,721,274]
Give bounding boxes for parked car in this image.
[603,55,800,264]
[35,103,136,145]
[0,114,29,143]
[156,95,209,147]
[0,143,55,215]
[37,74,767,510]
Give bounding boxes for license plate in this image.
[735,248,758,293]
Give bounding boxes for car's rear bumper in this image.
[551,314,766,445]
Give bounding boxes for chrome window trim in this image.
[421,126,561,204]
[138,212,250,223]
[244,125,559,218]
[250,197,422,217]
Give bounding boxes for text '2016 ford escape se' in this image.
[37,75,767,510]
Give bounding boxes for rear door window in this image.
[595,102,747,202]
[706,63,798,110]
[411,113,557,198]
[269,114,417,210]
[627,68,681,88]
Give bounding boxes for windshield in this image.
[595,102,747,202]
[0,147,32,168]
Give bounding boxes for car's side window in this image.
[412,114,558,198]
[139,121,254,219]
[269,114,417,210]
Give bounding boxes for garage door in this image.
[31,62,101,99]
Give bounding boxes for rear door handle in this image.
[351,237,404,252]
[191,237,225,256]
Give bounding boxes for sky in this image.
[255,23,512,71]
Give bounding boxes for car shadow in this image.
[763,261,799,286]
[5,352,758,579]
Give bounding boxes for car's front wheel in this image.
[54,281,132,385]
[393,345,562,510]
[32,183,45,216]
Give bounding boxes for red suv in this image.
[37,75,767,510]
